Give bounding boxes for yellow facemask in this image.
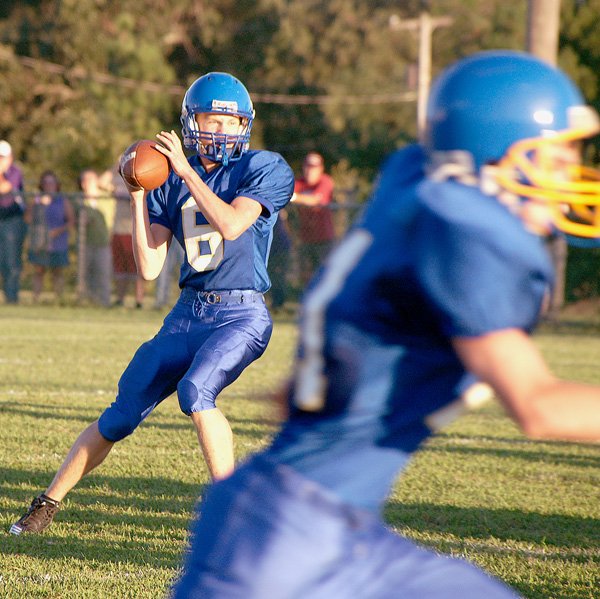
[496,108,600,238]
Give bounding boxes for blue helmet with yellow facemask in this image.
[424,50,600,238]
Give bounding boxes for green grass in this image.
[0,305,598,598]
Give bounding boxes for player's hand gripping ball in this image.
[120,139,170,190]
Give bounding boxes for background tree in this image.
[0,0,177,186]
[0,0,598,196]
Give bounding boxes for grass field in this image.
[0,304,598,598]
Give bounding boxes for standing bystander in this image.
[0,140,26,304]
[25,170,75,303]
[78,168,115,307]
[101,169,146,308]
[292,152,336,285]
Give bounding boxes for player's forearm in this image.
[453,329,600,443]
[182,170,249,240]
[515,381,600,442]
[130,193,167,280]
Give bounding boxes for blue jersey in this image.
[268,144,554,511]
[146,150,294,292]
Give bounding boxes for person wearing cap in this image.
[0,140,26,304]
[291,151,336,285]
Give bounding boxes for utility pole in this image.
[527,0,565,315]
[389,10,452,141]
[527,0,561,64]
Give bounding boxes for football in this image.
[120,139,170,190]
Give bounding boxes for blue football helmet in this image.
[424,50,600,237]
[181,72,255,166]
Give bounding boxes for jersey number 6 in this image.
[181,197,224,272]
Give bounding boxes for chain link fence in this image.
[10,191,364,308]
[9,190,600,310]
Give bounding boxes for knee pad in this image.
[98,402,141,442]
[178,378,216,414]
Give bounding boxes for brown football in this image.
[120,139,170,190]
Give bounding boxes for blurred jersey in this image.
[268,144,554,512]
[147,150,294,292]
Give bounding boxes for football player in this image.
[10,72,294,535]
[171,52,600,598]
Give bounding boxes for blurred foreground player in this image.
[172,51,600,598]
[10,72,294,535]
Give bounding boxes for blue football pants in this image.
[98,289,273,441]
[171,454,519,599]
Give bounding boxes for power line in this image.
[0,47,417,105]
[251,92,417,105]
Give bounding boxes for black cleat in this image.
[9,494,61,535]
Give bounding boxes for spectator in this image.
[100,169,145,308]
[78,168,115,307]
[154,241,184,310]
[292,152,335,285]
[0,140,26,304]
[25,170,75,303]
[267,208,292,312]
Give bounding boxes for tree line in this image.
[0,0,598,195]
